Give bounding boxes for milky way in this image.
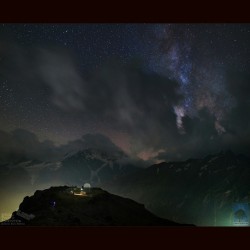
[145,24,246,135]
[1,23,250,161]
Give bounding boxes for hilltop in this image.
[1,186,193,226]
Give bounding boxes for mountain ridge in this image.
[103,150,250,226]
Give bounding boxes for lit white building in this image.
[83,183,91,189]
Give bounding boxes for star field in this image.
[1,23,250,160]
[146,24,250,133]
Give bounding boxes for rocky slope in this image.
[103,151,250,226]
[1,186,193,226]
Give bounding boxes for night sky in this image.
[1,24,250,162]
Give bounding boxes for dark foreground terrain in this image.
[1,186,193,226]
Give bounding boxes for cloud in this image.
[38,54,183,158]
[0,40,87,113]
[154,70,250,161]
[0,42,228,161]
[38,48,86,112]
[0,129,127,163]
[0,129,61,162]
[220,70,250,155]
[70,61,183,156]
[1,38,250,163]
[0,39,182,159]
[61,133,123,155]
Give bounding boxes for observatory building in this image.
[83,183,91,189]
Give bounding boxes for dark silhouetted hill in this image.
[1,186,193,226]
